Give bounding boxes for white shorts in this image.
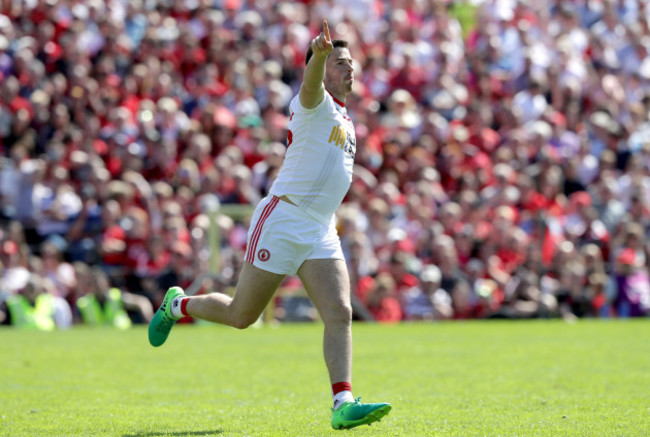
[244,196,344,275]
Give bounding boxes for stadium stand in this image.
[1,0,649,327]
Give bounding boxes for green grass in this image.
[1,320,649,436]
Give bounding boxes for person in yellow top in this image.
[75,264,153,328]
[4,274,71,330]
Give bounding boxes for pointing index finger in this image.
[323,20,331,41]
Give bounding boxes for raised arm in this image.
[300,20,332,109]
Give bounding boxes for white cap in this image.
[421,265,441,283]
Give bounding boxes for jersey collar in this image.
[327,90,345,108]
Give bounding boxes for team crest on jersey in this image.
[258,249,270,262]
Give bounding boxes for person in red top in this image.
[99,199,126,268]
[365,272,403,323]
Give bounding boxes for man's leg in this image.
[149,262,284,346]
[186,263,285,329]
[297,259,391,429]
[297,259,352,384]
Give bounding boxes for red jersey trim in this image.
[327,90,345,107]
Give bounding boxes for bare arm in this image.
[300,20,332,109]
[121,291,154,323]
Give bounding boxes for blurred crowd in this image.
[1,0,650,329]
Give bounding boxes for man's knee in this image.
[231,313,259,329]
[323,302,353,326]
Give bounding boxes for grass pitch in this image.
[1,320,649,436]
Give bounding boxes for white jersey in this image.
[269,91,356,224]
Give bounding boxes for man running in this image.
[149,20,391,430]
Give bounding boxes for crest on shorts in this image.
[258,248,270,262]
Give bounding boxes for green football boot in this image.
[148,286,186,347]
[331,397,392,430]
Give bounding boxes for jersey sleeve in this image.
[291,92,329,117]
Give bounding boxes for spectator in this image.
[403,264,453,321]
[4,273,71,330]
[365,273,403,323]
[157,241,195,301]
[0,238,30,295]
[495,267,556,319]
[40,238,76,302]
[611,248,650,317]
[433,238,473,317]
[463,258,503,318]
[76,265,153,328]
[556,259,595,321]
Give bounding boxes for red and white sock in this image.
[171,297,190,319]
[332,382,354,410]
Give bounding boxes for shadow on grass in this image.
[122,430,223,437]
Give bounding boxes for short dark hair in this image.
[305,39,348,65]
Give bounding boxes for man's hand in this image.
[310,20,333,60]
[301,20,333,109]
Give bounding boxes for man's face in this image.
[324,47,354,96]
